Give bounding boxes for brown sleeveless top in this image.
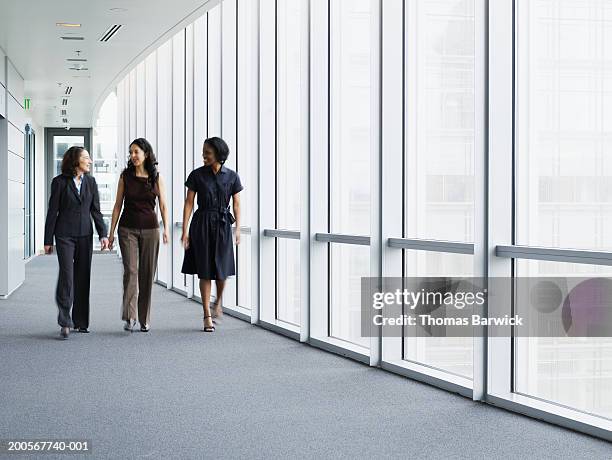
[118,170,159,229]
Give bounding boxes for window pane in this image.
[405,0,475,243]
[208,7,222,136]
[515,259,612,419]
[237,234,252,309]
[330,244,370,349]
[274,0,306,325]
[403,250,474,379]
[276,239,301,326]
[236,0,257,309]
[156,40,173,287]
[330,0,372,236]
[516,0,612,251]
[53,136,84,176]
[277,0,304,231]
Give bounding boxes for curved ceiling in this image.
[0,0,215,127]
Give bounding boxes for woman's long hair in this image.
[123,138,159,189]
[61,146,86,176]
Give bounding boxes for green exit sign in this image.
[24,98,31,110]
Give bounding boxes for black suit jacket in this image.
[44,173,108,245]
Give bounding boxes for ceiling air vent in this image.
[67,58,87,62]
[62,118,68,124]
[61,109,67,116]
[65,86,73,95]
[60,36,84,41]
[99,24,122,42]
[62,98,68,106]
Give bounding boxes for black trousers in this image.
[55,236,93,328]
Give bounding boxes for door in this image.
[45,127,91,187]
[44,127,95,245]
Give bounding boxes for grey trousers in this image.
[118,227,160,326]
[55,236,93,328]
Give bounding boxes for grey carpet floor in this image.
[0,255,610,459]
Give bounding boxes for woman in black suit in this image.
[44,146,109,339]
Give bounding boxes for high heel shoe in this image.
[202,315,215,333]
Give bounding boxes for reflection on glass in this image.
[330,0,371,237]
[277,0,303,232]
[403,251,474,379]
[402,0,475,379]
[237,234,251,309]
[328,0,372,349]
[516,0,612,251]
[208,7,222,136]
[515,0,612,420]
[53,136,85,176]
[275,0,305,325]
[330,244,370,349]
[515,260,612,419]
[276,239,300,326]
[405,0,475,242]
[93,92,119,251]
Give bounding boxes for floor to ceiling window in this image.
[514,0,612,420]
[93,92,119,251]
[402,0,476,380]
[273,0,307,327]
[328,0,374,349]
[110,0,612,439]
[236,0,258,312]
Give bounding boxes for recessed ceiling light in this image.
[56,22,81,27]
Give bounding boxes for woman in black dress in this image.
[181,137,243,332]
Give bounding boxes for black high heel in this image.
[202,315,215,333]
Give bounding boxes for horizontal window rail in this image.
[315,233,371,246]
[388,238,474,255]
[263,229,300,240]
[496,245,612,266]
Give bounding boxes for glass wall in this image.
[328,0,373,349]
[403,0,475,379]
[93,92,119,246]
[111,0,612,439]
[236,0,258,310]
[515,0,612,420]
[274,0,307,327]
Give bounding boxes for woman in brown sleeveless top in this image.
[107,138,170,332]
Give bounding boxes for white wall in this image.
[0,49,26,297]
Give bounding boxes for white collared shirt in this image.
[73,174,83,194]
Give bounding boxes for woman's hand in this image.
[181,232,189,249]
[108,235,115,250]
[44,245,54,254]
[234,227,241,246]
[163,229,169,245]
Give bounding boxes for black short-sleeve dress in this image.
[181,165,243,280]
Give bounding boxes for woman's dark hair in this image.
[123,138,159,187]
[204,137,230,165]
[61,146,86,176]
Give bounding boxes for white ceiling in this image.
[0,0,215,127]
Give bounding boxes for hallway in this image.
[0,255,610,459]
